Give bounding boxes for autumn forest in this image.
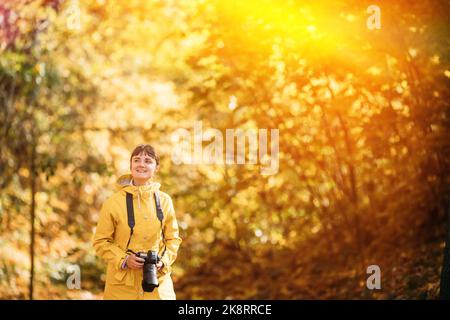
[0,0,449,299]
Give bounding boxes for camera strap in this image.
[125,191,166,257]
[153,192,167,258]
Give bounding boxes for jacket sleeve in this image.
[93,199,128,271]
[160,195,182,275]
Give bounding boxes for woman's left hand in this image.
[156,261,164,271]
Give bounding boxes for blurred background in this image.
[0,0,449,299]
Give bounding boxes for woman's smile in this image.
[130,152,159,186]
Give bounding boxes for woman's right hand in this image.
[126,254,145,269]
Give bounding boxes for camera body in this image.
[136,250,160,292]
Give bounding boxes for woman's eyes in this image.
[134,159,154,164]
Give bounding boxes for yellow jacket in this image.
[93,174,182,300]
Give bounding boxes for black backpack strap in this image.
[125,191,166,257]
[125,192,135,250]
[153,192,164,222]
[154,192,166,258]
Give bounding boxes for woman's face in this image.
[130,152,158,184]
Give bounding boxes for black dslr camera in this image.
[135,250,160,292]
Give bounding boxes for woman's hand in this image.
[126,254,145,269]
[125,254,164,270]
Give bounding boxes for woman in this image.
[93,144,182,300]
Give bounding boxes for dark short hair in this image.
[130,144,160,166]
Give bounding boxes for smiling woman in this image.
[130,144,160,185]
[93,144,182,300]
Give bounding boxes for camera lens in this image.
[141,250,159,292]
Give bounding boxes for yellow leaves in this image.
[301,135,313,143]
[322,146,334,156]
[91,31,102,43]
[350,126,363,135]
[152,82,180,110]
[202,228,215,244]
[19,168,30,178]
[268,230,286,246]
[64,0,82,32]
[430,55,440,65]
[299,190,310,203]
[49,231,77,257]
[212,211,236,239]
[282,83,298,98]
[228,95,237,110]
[306,25,317,34]
[49,196,68,212]
[350,98,362,114]
[284,119,294,129]
[313,198,321,208]
[391,100,403,110]
[311,223,321,234]
[289,102,303,116]
[408,48,418,58]
[313,105,322,114]
[0,242,29,269]
[328,78,342,95]
[34,62,46,77]
[198,55,218,67]
[390,100,410,117]
[344,14,356,22]
[367,66,382,76]
[310,77,327,87]
[199,166,223,182]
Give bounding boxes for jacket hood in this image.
[115,173,161,195]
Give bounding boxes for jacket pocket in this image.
[112,269,127,283]
[110,269,135,287]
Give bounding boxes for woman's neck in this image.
[132,178,151,186]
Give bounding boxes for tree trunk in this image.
[440,202,450,299]
[29,141,36,300]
